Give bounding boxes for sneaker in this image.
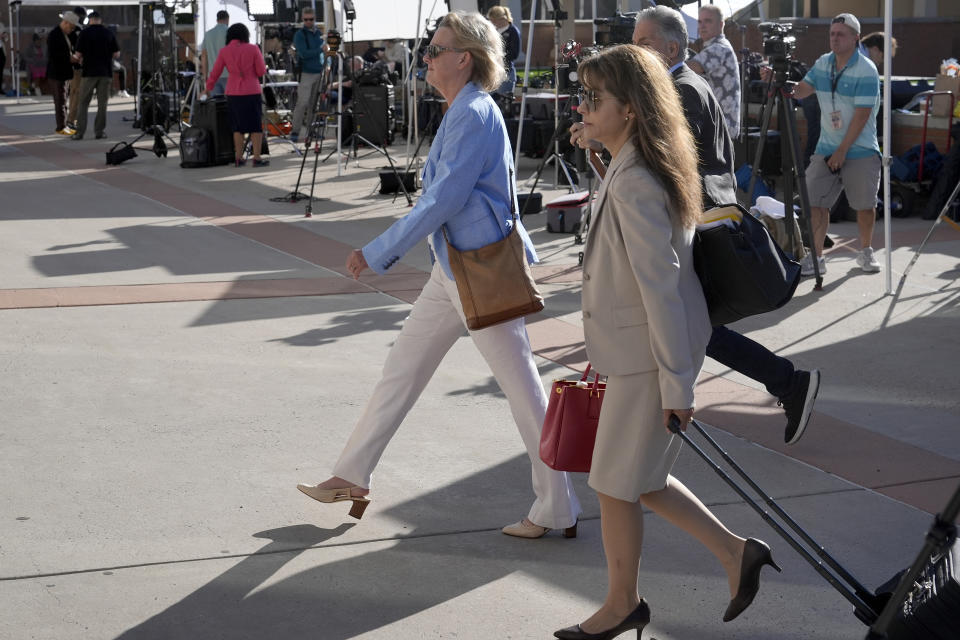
[856,247,881,273]
[800,253,827,277]
[252,158,270,167]
[55,128,73,135]
[778,369,820,445]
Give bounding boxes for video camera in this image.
[593,11,637,47]
[357,60,399,86]
[758,21,806,81]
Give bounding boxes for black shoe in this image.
[778,369,820,445]
[71,133,83,140]
[252,158,270,167]
[95,132,106,139]
[554,600,650,640]
[723,538,781,622]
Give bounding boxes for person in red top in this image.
[205,23,268,167]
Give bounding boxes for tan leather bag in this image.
[442,179,544,330]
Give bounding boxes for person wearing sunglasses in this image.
[297,11,581,541]
[290,7,328,143]
[573,5,821,449]
[555,44,777,640]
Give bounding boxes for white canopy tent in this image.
[329,0,447,41]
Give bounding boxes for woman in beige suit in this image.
[554,45,778,640]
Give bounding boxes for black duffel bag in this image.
[105,142,137,166]
[693,203,801,326]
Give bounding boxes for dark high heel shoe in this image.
[723,538,782,622]
[554,599,650,640]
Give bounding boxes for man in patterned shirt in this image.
[688,4,740,139]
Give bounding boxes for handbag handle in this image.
[578,363,602,396]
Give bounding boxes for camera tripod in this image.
[745,70,823,289]
[273,56,336,211]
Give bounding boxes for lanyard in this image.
[830,56,848,111]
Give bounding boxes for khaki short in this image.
[805,153,881,212]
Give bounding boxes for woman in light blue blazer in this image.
[296,11,581,538]
[554,46,777,640]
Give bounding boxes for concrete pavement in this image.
[1,94,958,639]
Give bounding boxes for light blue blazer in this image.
[361,82,537,279]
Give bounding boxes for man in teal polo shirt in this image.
[201,10,229,96]
[789,13,881,275]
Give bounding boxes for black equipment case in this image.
[191,97,233,166]
[664,416,960,640]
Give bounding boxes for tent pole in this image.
[7,1,16,102]
[882,0,892,294]
[514,0,537,170]
[136,3,143,120]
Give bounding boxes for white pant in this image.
[332,263,581,529]
[291,72,325,136]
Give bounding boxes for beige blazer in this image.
[581,142,712,409]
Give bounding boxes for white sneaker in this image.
[856,247,881,273]
[800,253,826,277]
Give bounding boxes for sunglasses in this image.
[574,89,604,112]
[303,18,315,22]
[424,44,465,60]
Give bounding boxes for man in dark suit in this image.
[571,6,821,445]
[72,11,119,139]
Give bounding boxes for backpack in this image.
[179,127,212,168]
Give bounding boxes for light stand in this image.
[130,5,177,157]
[8,0,23,102]
[322,11,412,207]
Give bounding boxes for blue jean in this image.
[706,325,795,398]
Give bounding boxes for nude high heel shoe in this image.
[501,519,578,539]
[296,484,370,520]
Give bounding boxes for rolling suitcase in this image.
[665,416,960,639]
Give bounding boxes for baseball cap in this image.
[832,13,860,35]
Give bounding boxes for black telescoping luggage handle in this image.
[666,415,885,625]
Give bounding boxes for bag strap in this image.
[442,168,517,247]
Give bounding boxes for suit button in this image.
[583,311,591,319]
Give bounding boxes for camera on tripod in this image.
[758,21,805,80]
[593,11,637,47]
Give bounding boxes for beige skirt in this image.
[587,370,682,502]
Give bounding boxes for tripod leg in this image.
[520,122,572,217]
[779,91,823,287]
[745,80,777,207]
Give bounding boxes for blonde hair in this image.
[579,45,702,229]
[487,5,512,23]
[439,11,505,92]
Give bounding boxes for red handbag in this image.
[539,364,606,473]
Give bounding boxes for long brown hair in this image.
[578,45,702,229]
